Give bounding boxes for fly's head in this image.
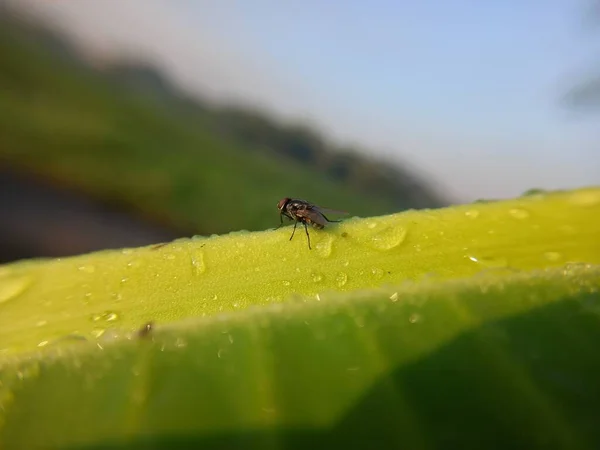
[277,197,291,212]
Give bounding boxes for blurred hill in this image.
[0,7,448,258]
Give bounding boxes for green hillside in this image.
[0,11,446,235]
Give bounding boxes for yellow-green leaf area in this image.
[0,187,599,355]
[0,264,599,449]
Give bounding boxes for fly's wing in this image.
[312,205,349,216]
[295,208,329,227]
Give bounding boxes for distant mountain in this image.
[0,5,448,237]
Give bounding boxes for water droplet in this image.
[354,316,365,328]
[78,265,96,274]
[544,251,562,262]
[121,249,134,255]
[175,338,187,348]
[120,277,129,285]
[282,280,291,287]
[370,226,408,251]
[165,253,177,260]
[465,209,480,219]
[228,334,234,344]
[315,293,322,302]
[0,276,32,304]
[91,311,120,323]
[367,221,378,229]
[409,313,421,324]
[509,208,529,219]
[37,340,49,347]
[335,272,348,287]
[467,255,508,268]
[568,190,600,207]
[126,259,142,269]
[217,348,225,358]
[371,268,384,280]
[91,328,106,338]
[342,260,350,267]
[311,272,324,283]
[389,292,399,302]
[190,250,206,275]
[315,235,334,258]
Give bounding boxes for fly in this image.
[277,198,346,249]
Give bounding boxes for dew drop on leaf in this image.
[311,272,324,283]
[467,255,508,268]
[409,313,421,324]
[190,250,206,275]
[91,311,120,323]
[0,276,32,304]
[509,208,530,219]
[371,268,384,280]
[91,328,106,338]
[389,292,399,302]
[370,226,408,251]
[544,251,562,262]
[78,265,96,274]
[354,316,365,328]
[335,272,348,287]
[126,259,143,269]
[465,209,480,219]
[315,235,334,258]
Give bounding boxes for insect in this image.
[277,198,346,249]
[137,321,154,339]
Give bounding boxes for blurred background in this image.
[0,0,598,264]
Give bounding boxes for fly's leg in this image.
[303,222,312,249]
[289,221,298,241]
[276,213,284,229]
[321,213,341,223]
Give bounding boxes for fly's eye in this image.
[277,198,289,210]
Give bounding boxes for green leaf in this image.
[0,187,599,449]
[1,265,599,449]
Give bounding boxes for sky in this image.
[10,0,600,201]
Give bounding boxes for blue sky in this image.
[17,0,600,201]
